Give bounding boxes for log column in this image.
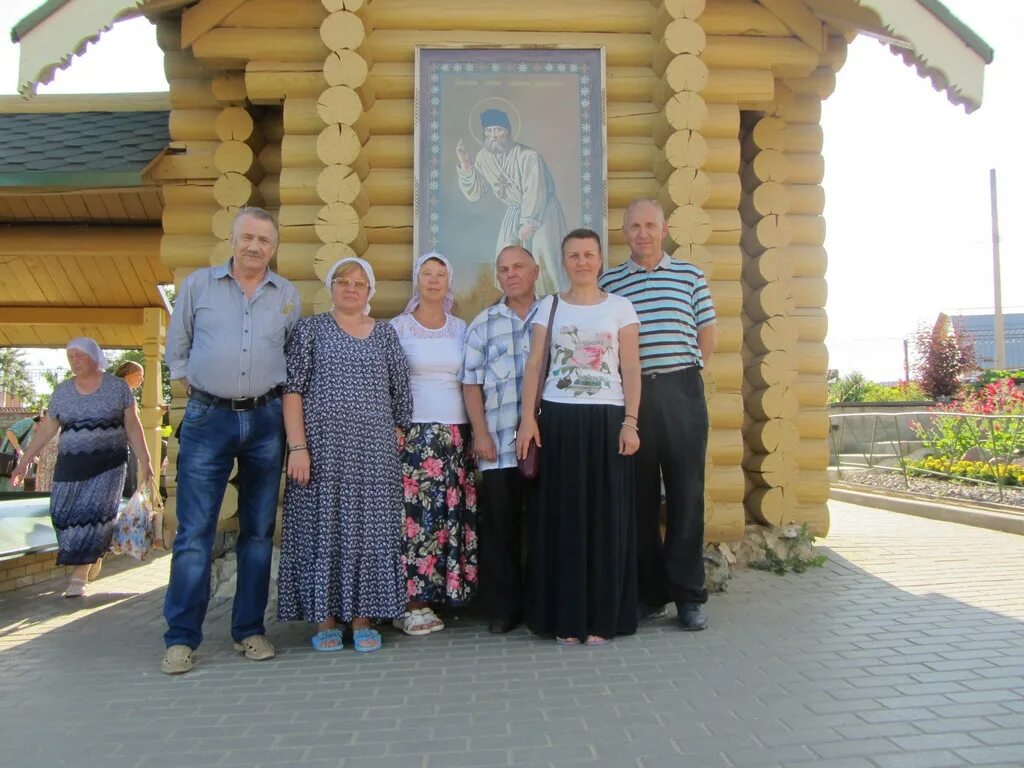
[142,307,167,537]
[652,0,743,544]
[155,17,223,541]
[738,110,800,530]
[211,105,266,269]
[773,40,845,536]
[156,20,221,283]
[309,1,375,313]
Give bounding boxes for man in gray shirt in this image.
[161,207,301,675]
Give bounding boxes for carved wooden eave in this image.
[10,0,189,97]
[805,0,993,112]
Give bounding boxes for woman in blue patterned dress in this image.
[277,258,413,653]
[11,338,154,597]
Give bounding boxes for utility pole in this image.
[990,168,1006,369]
[903,338,911,383]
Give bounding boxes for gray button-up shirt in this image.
[166,260,301,399]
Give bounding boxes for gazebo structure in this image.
[0,92,172,485]
[10,0,992,543]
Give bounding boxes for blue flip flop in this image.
[311,629,344,652]
[352,627,382,653]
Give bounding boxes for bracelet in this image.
[621,423,639,433]
[287,444,308,453]
[623,414,638,422]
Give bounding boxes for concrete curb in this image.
[830,485,1024,536]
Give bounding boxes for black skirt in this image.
[526,400,638,640]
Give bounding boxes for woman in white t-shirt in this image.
[390,252,479,636]
[516,228,642,646]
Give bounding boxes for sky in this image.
[1,1,1021,383]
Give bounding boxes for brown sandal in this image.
[232,635,276,660]
[161,645,194,674]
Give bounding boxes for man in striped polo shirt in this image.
[599,198,717,631]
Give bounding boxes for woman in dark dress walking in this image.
[11,337,154,597]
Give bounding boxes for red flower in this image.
[446,486,461,508]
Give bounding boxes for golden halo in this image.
[468,97,523,145]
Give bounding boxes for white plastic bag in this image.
[111,479,162,561]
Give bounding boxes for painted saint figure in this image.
[455,108,568,296]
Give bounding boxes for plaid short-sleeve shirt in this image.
[462,298,539,471]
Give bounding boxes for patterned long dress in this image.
[277,315,413,623]
[47,374,133,565]
[390,313,479,606]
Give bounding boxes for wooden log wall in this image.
[652,0,744,543]
[735,32,846,538]
[149,0,850,542]
[155,19,219,532]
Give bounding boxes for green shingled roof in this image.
[0,110,169,188]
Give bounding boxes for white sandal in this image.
[419,607,445,633]
[393,608,442,636]
[62,578,87,598]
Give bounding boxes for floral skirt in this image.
[400,422,478,606]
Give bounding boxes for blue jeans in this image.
[164,396,284,649]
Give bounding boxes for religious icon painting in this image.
[414,47,608,319]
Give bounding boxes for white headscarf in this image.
[404,251,455,314]
[325,257,376,316]
[66,337,107,370]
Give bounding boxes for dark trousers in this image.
[479,467,531,621]
[635,366,708,607]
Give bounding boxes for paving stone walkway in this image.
[0,500,1022,768]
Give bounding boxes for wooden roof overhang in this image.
[10,0,993,111]
[0,94,172,349]
[0,224,170,348]
[806,0,994,112]
[0,93,169,226]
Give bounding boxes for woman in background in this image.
[115,360,145,499]
[11,338,153,597]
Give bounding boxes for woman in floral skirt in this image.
[390,252,478,635]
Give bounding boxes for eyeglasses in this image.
[332,278,370,290]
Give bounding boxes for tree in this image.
[912,315,977,400]
[0,349,34,406]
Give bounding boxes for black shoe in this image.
[676,603,708,632]
[488,616,520,634]
[637,603,668,622]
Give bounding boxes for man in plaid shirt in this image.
[462,245,540,634]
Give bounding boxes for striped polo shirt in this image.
[599,254,715,373]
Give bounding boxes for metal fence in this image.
[829,410,1024,502]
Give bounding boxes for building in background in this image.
[951,312,1024,371]
[6,0,994,541]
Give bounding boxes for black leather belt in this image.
[189,386,283,411]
